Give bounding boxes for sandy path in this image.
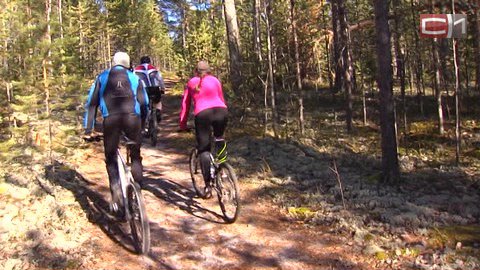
[73,80,369,270]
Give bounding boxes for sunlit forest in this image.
[1,0,479,269]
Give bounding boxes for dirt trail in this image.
[71,80,369,270]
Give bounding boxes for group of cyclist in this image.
[84,52,228,210]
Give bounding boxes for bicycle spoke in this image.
[216,163,240,223]
[190,149,207,198]
[127,184,150,254]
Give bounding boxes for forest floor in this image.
[1,79,480,270]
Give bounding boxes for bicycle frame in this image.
[117,147,132,219]
[86,134,150,253]
[145,108,156,127]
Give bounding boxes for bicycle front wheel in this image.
[216,163,240,223]
[127,182,151,254]
[189,149,207,198]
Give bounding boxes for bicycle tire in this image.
[189,149,207,198]
[149,112,158,147]
[116,154,127,211]
[127,182,151,254]
[216,163,240,223]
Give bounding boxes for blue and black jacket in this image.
[84,65,149,131]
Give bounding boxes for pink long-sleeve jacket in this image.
[179,74,227,129]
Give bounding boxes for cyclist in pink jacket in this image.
[179,61,228,196]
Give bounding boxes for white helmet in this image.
[113,52,130,68]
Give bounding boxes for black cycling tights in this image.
[103,114,143,190]
[194,107,228,184]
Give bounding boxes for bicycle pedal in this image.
[109,202,126,221]
[204,186,213,199]
[110,202,119,213]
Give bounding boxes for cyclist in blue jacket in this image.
[84,51,149,210]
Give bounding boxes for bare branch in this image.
[329,159,347,210]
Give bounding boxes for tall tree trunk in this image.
[181,7,187,59]
[392,0,407,135]
[332,0,353,132]
[360,72,367,125]
[432,39,445,135]
[323,8,333,92]
[338,0,354,133]
[58,0,66,86]
[436,22,451,120]
[429,0,444,134]
[331,0,341,93]
[78,2,85,67]
[464,42,470,96]
[374,0,400,184]
[469,0,480,92]
[261,75,269,136]
[253,0,263,63]
[44,0,53,160]
[290,0,304,135]
[1,4,9,73]
[407,50,414,96]
[106,8,112,69]
[265,0,277,137]
[6,82,12,137]
[223,0,242,96]
[452,1,461,165]
[410,0,424,117]
[58,0,63,39]
[438,39,451,120]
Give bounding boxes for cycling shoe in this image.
[204,185,213,199]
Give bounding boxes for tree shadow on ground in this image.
[144,212,365,270]
[141,175,227,224]
[20,234,73,269]
[43,160,180,269]
[227,135,480,234]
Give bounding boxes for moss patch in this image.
[287,206,316,221]
[375,251,389,261]
[428,226,480,249]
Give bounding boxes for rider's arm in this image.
[179,85,191,130]
[84,78,101,134]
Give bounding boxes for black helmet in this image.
[140,56,151,64]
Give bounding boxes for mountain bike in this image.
[85,134,151,254]
[114,136,151,254]
[145,87,164,146]
[189,142,240,223]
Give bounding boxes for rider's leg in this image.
[103,115,122,206]
[154,101,162,123]
[212,108,228,163]
[124,114,144,186]
[195,109,213,187]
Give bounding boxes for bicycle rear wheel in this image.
[149,112,158,146]
[189,149,207,198]
[127,182,151,254]
[216,163,240,223]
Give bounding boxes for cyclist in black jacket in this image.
[84,51,149,209]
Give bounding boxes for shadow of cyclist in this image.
[141,175,228,224]
[44,160,139,254]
